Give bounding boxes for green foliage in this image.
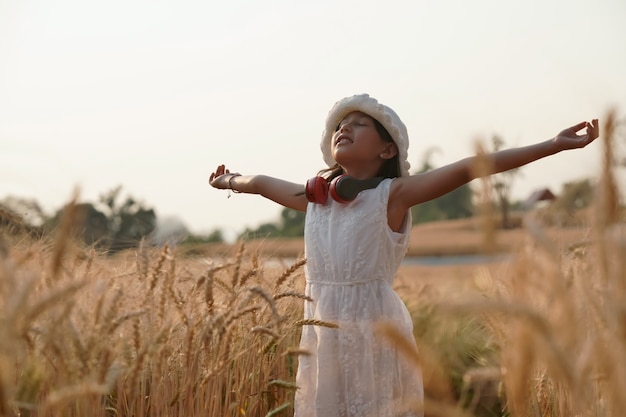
[182,229,224,244]
[411,304,503,416]
[552,179,595,212]
[0,196,47,228]
[0,200,45,238]
[70,203,109,245]
[279,209,305,237]
[97,186,156,251]
[411,149,474,224]
[490,136,523,229]
[240,222,281,240]
[411,185,474,224]
[240,208,304,240]
[48,186,156,252]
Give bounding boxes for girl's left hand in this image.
[554,119,599,151]
[209,164,239,189]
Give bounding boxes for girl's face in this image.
[331,111,397,177]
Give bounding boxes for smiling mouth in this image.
[335,136,352,145]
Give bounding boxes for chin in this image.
[331,150,353,165]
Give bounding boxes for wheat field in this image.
[0,112,624,417]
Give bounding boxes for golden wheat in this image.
[0,110,623,417]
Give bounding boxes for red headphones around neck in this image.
[305,175,384,204]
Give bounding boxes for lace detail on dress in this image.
[295,179,423,417]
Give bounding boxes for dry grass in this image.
[395,110,625,417]
[0,111,623,417]
[0,234,309,416]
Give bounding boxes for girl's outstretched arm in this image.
[387,119,599,230]
[209,164,308,212]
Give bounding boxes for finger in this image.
[591,119,600,139]
[570,121,588,133]
[586,119,598,130]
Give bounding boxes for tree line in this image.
[0,177,598,250]
[0,186,158,253]
[1,132,606,250]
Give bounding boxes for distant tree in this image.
[48,202,109,246]
[552,179,595,213]
[240,222,281,240]
[152,216,190,246]
[489,135,522,229]
[182,229,224,244]
[98,187,156,252]
[411,147,474,224]
[0,196,48,227]
[76,203,110,245]
[208,229,224,242]
[411,185,474,224]
[239,207,305,240]
[203,229,224,243]
[279,208,305,237]
[49,186,156,252]
[0,201,44,238]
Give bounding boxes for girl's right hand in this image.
[209,164,239,189]
[209,165,308,211]
[554,119,599,151]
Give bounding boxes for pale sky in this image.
[2,0,625,240]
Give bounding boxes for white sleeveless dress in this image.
[294,178,424,417]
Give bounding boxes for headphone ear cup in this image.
[330,175,385,203]
[305,176,329,204]
[329,175,352,204]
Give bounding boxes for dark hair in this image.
[372,118,400,179]
[318,116,400,180]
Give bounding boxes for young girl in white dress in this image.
[209,94,599,417]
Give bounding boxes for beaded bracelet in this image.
[227,173,242,197]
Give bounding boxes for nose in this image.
[339,122,352,133]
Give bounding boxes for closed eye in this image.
[335,121,369,131]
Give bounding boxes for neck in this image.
[340,165,381,180]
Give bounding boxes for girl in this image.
[209,94,599,417]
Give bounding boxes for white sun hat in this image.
[320,93,411,177]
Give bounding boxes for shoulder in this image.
[387,177,412,232]
[388,175,416,204]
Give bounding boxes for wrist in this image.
[549,136,563,154]
[227,173,242,193]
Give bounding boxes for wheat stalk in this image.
[293,319,338,329]
[274,257,306,290]
[273,291,312,302]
